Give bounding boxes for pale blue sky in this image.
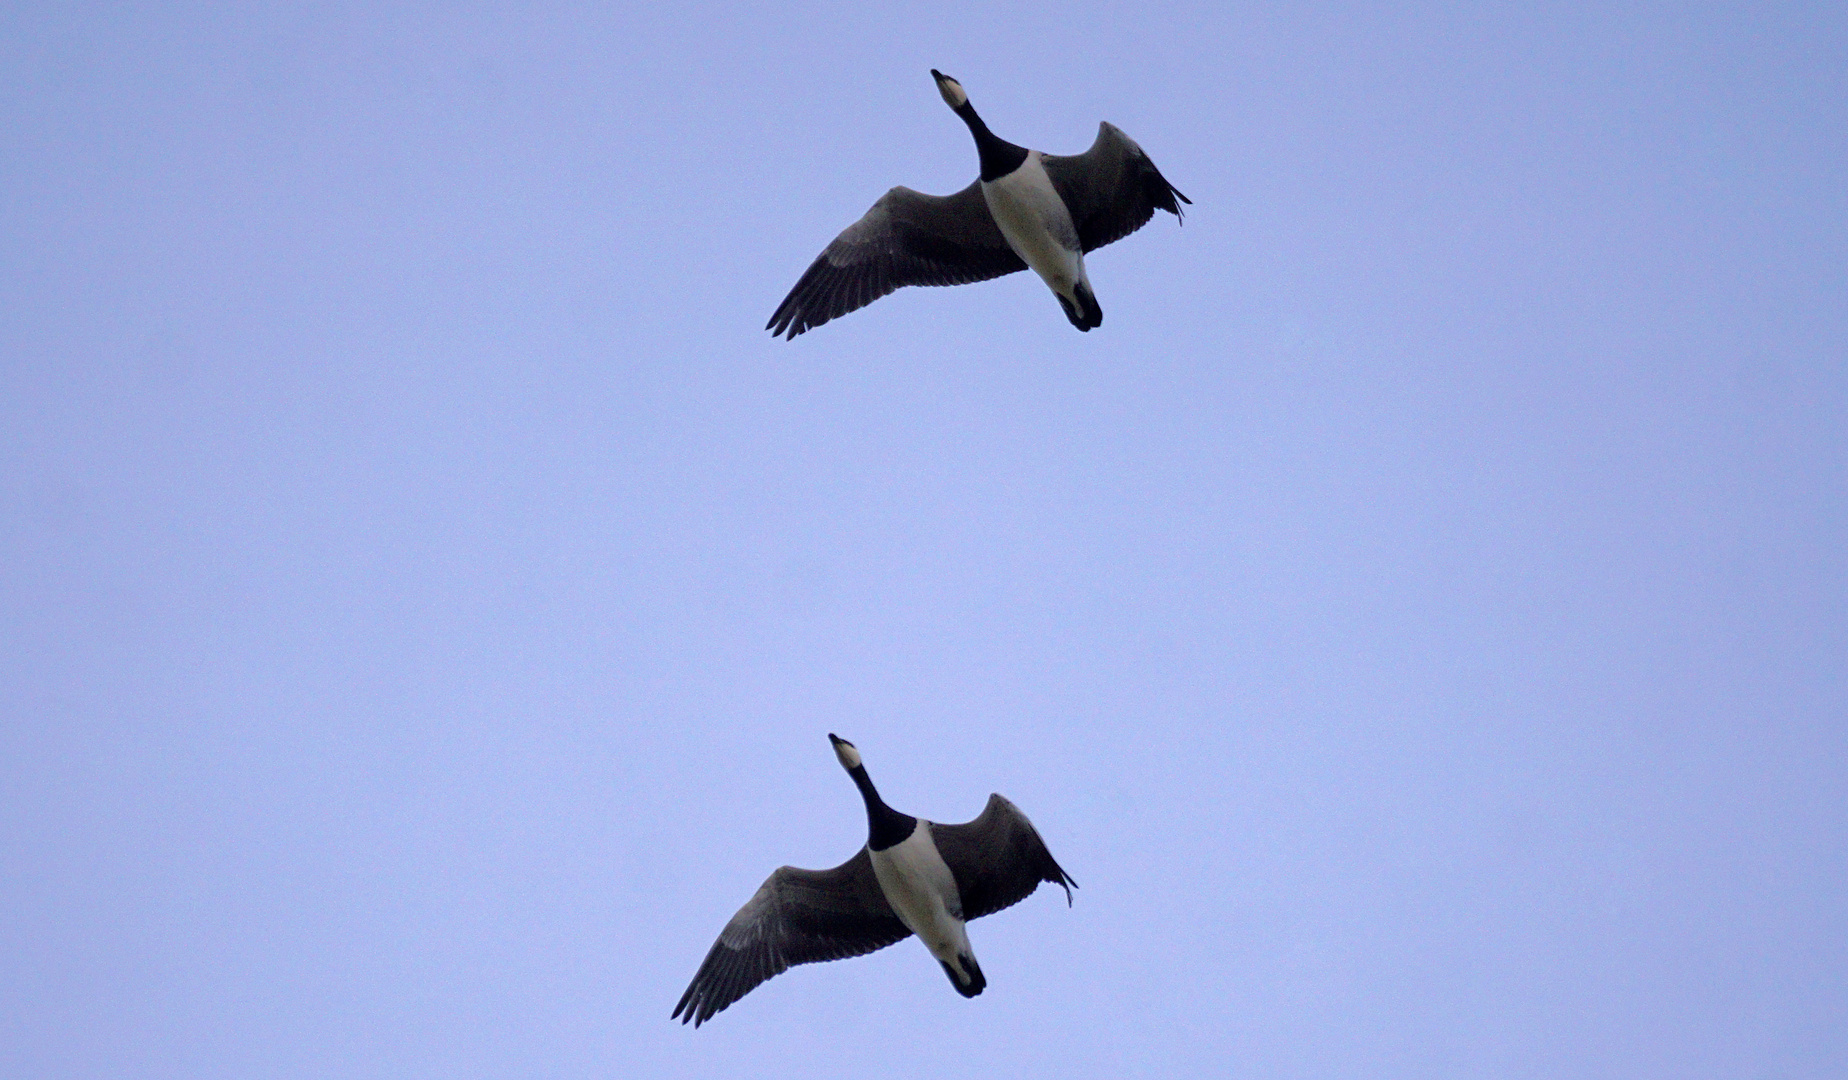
[4,3,1845,1077]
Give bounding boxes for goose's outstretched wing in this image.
[931,794,1077,922]
[766,182,1028,339]
[672,848,910,1027]
[1041,122,1190,254]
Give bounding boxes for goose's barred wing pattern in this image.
[672,848,910,1027]
[1041,122,1190,255]
[931,793,1076,922]
[766,182,1028,339]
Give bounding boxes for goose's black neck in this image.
[954,103,1030,183]
[848,766,917,852]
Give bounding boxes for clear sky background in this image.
[4,2,1844,1077]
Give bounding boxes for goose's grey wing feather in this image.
[1040,122,1191,255]
[672,848,910,1027]
[767,181,1028,339]
[931,793,1077,922]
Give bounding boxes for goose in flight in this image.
[766,70,1190,338]
[672,734,1076,1027]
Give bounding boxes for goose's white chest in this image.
[869,822,969,959]
[982,152,1084,288]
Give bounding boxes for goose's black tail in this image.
[942,954,987,998]
[1059,281,1103,331]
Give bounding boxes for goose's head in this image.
[828,733,863,771]
[931,69,968,111]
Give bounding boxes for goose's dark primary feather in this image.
[931,793,1077,921]
[1041,122,1191,254]
[766,182,1028,339]
[672,849,911,1027]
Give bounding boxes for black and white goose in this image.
[672,734,1076,1027]
[766,70,1190,339]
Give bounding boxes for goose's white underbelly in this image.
[869,822,972,965]
[982,153,1086,291]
